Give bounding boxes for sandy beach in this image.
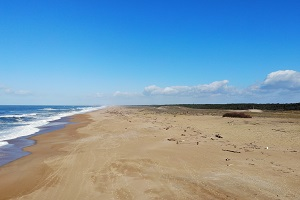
[0,106,299,200]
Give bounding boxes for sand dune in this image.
[0,106,299,199]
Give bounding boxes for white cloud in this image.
[261,70,300,90]
[143,80,232,96]
[113,91,142,97]
[99,69,300,105]
[14,90,31,95]
[95,92,105,98]
[0,85,32,96]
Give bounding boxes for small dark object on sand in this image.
[167,138,176,141]
[223,112,252,118]
[215,134,223,138]
[222,149,241,153]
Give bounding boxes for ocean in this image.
[0,105,103,166]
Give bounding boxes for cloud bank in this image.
[143,80,232,96]
[103,70,299,104]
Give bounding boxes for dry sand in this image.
[0,106,299,200]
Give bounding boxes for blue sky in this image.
[0,0,299,105]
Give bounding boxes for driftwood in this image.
[222,149,241,153]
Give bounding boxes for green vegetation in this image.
[172,103,300,111]
[223,112,252,118]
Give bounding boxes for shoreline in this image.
[0,106,299,199]
[0,105,104,167]
[0,116,73,167]
[0,113,93,200]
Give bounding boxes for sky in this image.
[0,0,299,105]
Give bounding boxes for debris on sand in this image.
[167,138,176,141]
[222,149,241,153]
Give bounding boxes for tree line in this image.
[172,103,300,111]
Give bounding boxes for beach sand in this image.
[0,106,299,200]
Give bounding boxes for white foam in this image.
[0,113,38,118]
[0,120,46,141]
[40,108,68,111]
[0,141,9,147]
[0,106,105,143]
[40,108,55,111]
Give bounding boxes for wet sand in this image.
[0,106,299,200]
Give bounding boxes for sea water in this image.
[0,105,103,166]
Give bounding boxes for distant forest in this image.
[172,103,300,111]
